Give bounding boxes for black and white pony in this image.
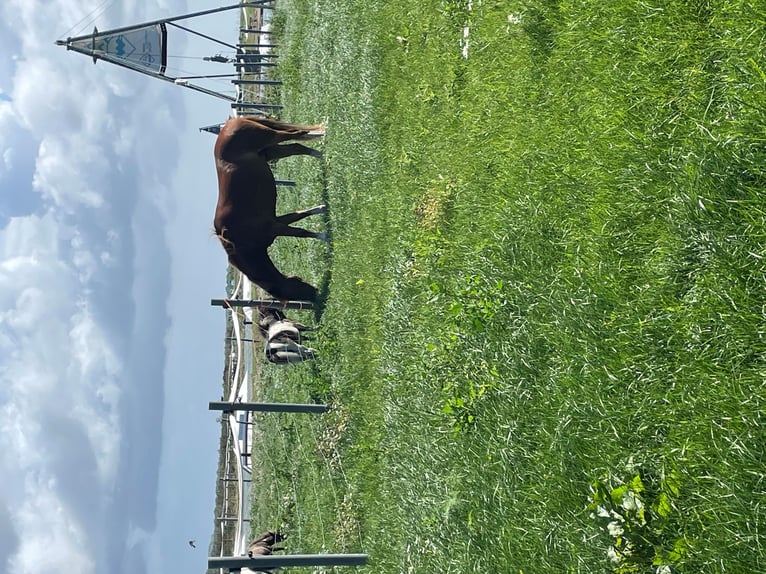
[248,530,286,556]
[257,308,317,364]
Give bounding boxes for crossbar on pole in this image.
[56,2,272,43]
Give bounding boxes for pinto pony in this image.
[257,307,318,364]
[214,116,326,302]
[248,530,287,572]
[248,530,287,557]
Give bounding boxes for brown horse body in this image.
[214,116,325,302]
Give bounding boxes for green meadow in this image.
[247,1,766,572]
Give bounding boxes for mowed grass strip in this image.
[250,1,766,572]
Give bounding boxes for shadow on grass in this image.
[315,158,332,322]
[523,0,560,64]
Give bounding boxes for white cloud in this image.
[34,137,108,210]
[9,475,98,574]
[0,1,190,572]
[0,103,25,183]
[0,213,123,493]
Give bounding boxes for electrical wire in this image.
[58,0,115,40]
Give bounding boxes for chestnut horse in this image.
[214,116,325,302]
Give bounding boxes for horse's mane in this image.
[214,227,237,256]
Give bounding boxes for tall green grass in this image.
[249,1,766,572]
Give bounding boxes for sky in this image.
[0,1,243,573]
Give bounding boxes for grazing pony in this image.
[257,307,317,364]
[247,530,287,573]
[248,530,287,557]
[214,116,326,302]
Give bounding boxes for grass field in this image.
[247,1,766,572]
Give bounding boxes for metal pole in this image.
[237,43,278,49]
[180,73,238,79]
[236,51,279,59]
[168,22,240,50]
[233,62,277,68]
[233,102,284,110]
[56,2,271,43]
[249,53,277,59]
[232,79,282,85]
[208,554,368,570]
[209,401,329,414]
[211,299,315,310]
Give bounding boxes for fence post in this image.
[237,43,278,49]
[240,28,275,34]
[210,401,329,414]
[233,61,276,68]
[233,102,284,111]
[232,78,282,86]
[208,554,368,570]
[211,298,315,310]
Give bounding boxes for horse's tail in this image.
[243,116,324,137]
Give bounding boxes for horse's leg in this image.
[269,341,317,363]
[272,222,329,242]
[261,143,322,161]
[268,343,306,364]
[275,205,325,225]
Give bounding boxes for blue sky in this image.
[0,1,243,572]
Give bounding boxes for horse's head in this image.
[226,243,319,303]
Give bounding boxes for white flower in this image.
[607,521,624,537]
[607,546,620,564]
[622,491,644,512]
